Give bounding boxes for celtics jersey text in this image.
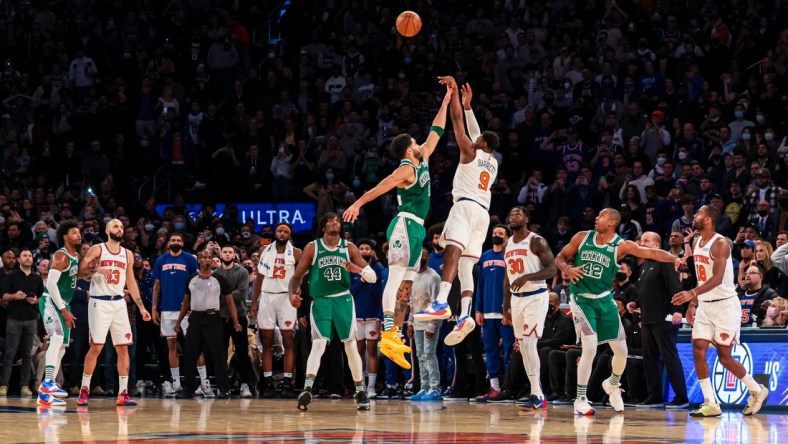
[309,238,351,298]
[397,159,430,220]
[569,230,622,296]
[43,248,79,304]
[453,149,498,209]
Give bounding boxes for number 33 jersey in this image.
[569,230,622,296]
[453,149,498,209]
[505,232,548,293]
[89,243,128,296]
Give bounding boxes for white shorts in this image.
[440,200,490,258]
[160,311,182,338]
[257,292,297,330]
[355,319,380,341]
[692,297,741,346]
[88,298,132,345]
[511,290,549,339]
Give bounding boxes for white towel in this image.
[259,241,296,277]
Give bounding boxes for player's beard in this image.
[510,222,522,230]
[109,232,124,242]
[276,238,288,247]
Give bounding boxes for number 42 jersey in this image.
[569,230,622,296]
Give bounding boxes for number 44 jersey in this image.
[569,230,622,296]
[309,238,351,298]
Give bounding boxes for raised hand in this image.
[461,83,473,109]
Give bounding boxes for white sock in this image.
[368,374,377,392]
[282,373,293,379]
[119,376,129,393]
[699,378,717,404]
[263,371,273,378]
[55,346,66,380]
[436,282,452,304]
[741,373,762,394]
[197,366,208,385]
[81,373,92,389]
[490,377,500,391]
[170,368,181,387]
[529,373,543,398]
[460,297,472,318]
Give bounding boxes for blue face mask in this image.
[735,111,744,119]
[742,133,752,141]
[174,222,185,231]
[326,174,335,181]
[353,179,362,188]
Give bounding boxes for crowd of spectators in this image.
[0,0,788,401]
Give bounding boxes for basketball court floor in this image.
[0,397,783,443]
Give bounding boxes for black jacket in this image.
[537,310,576,350]
[634,259,683,325]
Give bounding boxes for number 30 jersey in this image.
[505,232,548,293]
[453,149,498,209]
[89,243,128,296]
[569,230,622,297]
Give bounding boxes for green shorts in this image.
[39,295,72,345]
[310,293,357,342]
[569,292,623,344]
[386,215,426,269]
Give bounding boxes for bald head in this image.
[642,231,661,245]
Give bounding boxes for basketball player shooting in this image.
[414,76,500,349]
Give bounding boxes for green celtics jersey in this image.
[43,248,79,304]
[396,159,430,220]
[309,238,351,298]
[569,230,622,296]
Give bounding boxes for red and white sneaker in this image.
[473,387,501,403]
[76,387,90,406]
[116,390,137,406]
[444,316,476,346]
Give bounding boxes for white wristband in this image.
[361,265,377,283]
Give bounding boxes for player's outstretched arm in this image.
[420,85,453,160]
[461,83,481,141]
[437,76,474,162]
[343,165,415,223]
[619,240,680,268]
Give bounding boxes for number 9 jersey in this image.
[452,149,498,209]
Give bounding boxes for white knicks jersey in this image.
[453,149,498,209]
[258,252,293,294]
[505,233,547,293]
[692,233,736,302]
[89,243,129,296]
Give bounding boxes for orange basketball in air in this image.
[396,11,422,38]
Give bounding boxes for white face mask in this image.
[657,157,666,166]
[765,133,774,141]
[678,152,688,160]
[767,306,778,318]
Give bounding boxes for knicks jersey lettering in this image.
[505,233,547,293]
[261,252,293,294]
[90,244,128,296]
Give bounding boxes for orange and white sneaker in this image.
[116,390,137,406]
